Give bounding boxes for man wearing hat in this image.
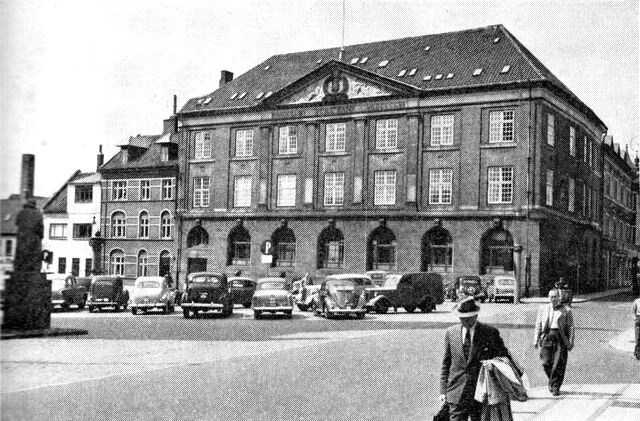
[440,297,510,421]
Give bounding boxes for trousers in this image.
[448,400,483,421]
[634,319,640,360]
[540,329,568,390]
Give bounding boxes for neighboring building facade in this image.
[98,128,179,281]
[42,170,102,277]
[602,136,639,290]
[174,25,608,296]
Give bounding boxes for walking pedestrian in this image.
[633,296,640,360]
[440,297,511,420]
[533,289,575,396]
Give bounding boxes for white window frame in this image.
[140,180,150,201]
[325,122,346,152]
[111,251,125,276]
[568,178,575,212]
[324,172,345,206]
[161,179,173,200]
[234,176,252,208]
[489,110,515,143]
[277,174,297,207]
[49,223,67,239]
[569,126,576,156]
[111,213,126,238]
[430,115,454,147]
[195,131,212,159]
[193,177,210,208]
[375,119,398,150]
[583,136,589,163]
[112,181,127,201]
[278,126,298,155]
[160,212,171,239]
[429,169,453,204]
[374,170,396,206]
[547,114,555,146]
[487,166,513,204]
[138,212,149,238]
[137,251,149,277]
[235,129,254,157]
[546,170,554,206]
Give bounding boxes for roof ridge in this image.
[43,169,81,212]
[498,25,545,80]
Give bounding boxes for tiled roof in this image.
[117,135,158,148]
[70,173,102,184]
[101,136,177,171]
[180,24,602,127]
[42,170,93,214]
[1,195,48,235]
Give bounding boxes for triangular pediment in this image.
[265,60,418,107]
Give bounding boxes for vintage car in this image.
[487,275,516,303]
[313,274,368,319]
[295,283,321,312]
[252,278,295,319]
[130,276,176,315]
[49,274,87,310]
[454,275,487,302]
[365,270,388,287]
[229,277,256,308]
[181,272,233,318]
[87,275,129,312]
[365,272,444,313]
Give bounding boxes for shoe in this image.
[551,388,560,396]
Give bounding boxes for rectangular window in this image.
[234,176,252,207]
[324,172,345,206]
[49,223,67,239]
[582,184,588,216]
[583,136,588,163]
[546,114,555,146]
[193,177,210,208]
[278,126,297,154]
[235,129,254,157]
[429,169,453,204]
[375,119,398,150]
[4,239,13,256]
[161,179,173,200]
[161,146,169,162]
[140,180,150,200]
[374,170,396,205]
[430,115,454,146]
[74,185,93,203]
[546,170,554,206]
[569,126,576,156]
[112,181,127,201]
[487,167,513,204]
[58,257,66,274]
[85,258,92,276]
[72,223,92,239]
[489,110,514,143]
[71,258,80,277]
[568,178,575,212]
[326,122,346,152]
[277,174,297,207]
[591,141,597,169]
[195,131,212,159]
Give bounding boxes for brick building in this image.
[175,25,607,296]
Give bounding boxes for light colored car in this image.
[365,270,388,286]
[252,278,294,319]
[130,276,176,315]
[488,275,516,303]
[313,274,369,319]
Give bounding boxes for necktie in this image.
[463,328,471,359]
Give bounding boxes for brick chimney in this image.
[20,154,35,200]
[97,145,104,170]
[219,70,234,87]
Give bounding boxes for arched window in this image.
[271,226,296,267]
[317,225,344,269]
[422,227,453,272]
[137,250,148,276]
[227,225,251,265]
[159,250,171,277]
[367,225,396,271]
[187,226,209,247]
[139,211,149,238]
[110,249,125,275]
[111,212,126,238]
[160,211,171,239]
[480,228,514,274]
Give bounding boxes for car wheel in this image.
[61,302,70,312]
[480,297,486,304]
[123,302,128,310]
[374,301,389,314]
[356,312,365,319]
[77,299,86,310]
[169,305,175,314]
[183,308,191,319]
[88,305,94,313]
[254,310,262,319]
[114,304,120,312]
[285,310,293,319]
[420,304,432,313]
[243,302,251,309]
[404,306,416,313]
[162,304,168,314]
[297,304,308,312]
[323,305,333,319]
[131,307,137,315]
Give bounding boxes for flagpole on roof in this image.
[339,0,345,61]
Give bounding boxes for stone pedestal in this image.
[2,272,51,331]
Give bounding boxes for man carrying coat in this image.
[533,289,575,396]
[440,297,510,421]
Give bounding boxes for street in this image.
[2,294,639,420]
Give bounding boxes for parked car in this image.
[181,272,233,318]
[365,270,388,286]
[295,283,321,312]
[130,276,176,315]
[87,275,129,312]
[252,278,295,319]
[487,275,516,303]
[49,274,87,310]
[365,272,444,313]
[229,277,256,308]
[454,275,487,302]
[313,274,368,319]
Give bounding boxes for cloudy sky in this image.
[1,0,638,197]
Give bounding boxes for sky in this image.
[1,0,638,198]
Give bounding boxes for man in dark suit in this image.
[440,297,510,421]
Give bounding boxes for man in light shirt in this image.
[533,289,575,396]
[633,296,640,360]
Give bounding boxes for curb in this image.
[521,287,632,304]
[1,327,89,340]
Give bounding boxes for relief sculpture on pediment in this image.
[283,73,393,105]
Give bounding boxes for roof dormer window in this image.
[423,75,432,81]
[500,65,511,74]
[435,74,443,80]
[398,69,407,77]
[203,97,212,105]
[424,46,431,51]
[360,57,369,64]
[265,91,273,98]
[237,92,247,100]
[229,93,238,100]
[473,68,483,76]
[316,59,323,64]
[408,68,417,76]
[493,37,501,43]
[446,73,454,79]
[378,60,389,67]
[350,57,359,64]
[256,92,264,99]
[264,65,270,70]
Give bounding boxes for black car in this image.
[87,275,130,312]
[453,275,487,302]
[365,272,444,313]
[181,272,233,318]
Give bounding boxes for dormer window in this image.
[229,93,238,100]
[121,150,128,164]
[161,146,169,162]
[378,60,389,67]
[360,57,368,64]
[398,69,407,77]
[350,57,359,64]
[237,92,247,100]
[75,185,93,203]
[408,68,417,76]
[500,65,511,74]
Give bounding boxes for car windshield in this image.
[51,279,67,289]
[326,280,355,289]
[329,277,371,286]
[384,275,401,288]
[497,279,515,285]
[460,279,480,286]
[258,282,286,291]
[138,281,160,288]
[190,276,222,286]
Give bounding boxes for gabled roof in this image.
[180,24,604,129]
[1,195,48,235]
[101,134,177,172]
[117,134,158,148]
[43,170,98,214]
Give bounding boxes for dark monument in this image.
[89,231,106,274]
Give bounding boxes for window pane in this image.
[326,123,346,152]
[277,175,296,207]
[374,171,396,205]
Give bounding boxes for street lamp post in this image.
[513,245,524,303]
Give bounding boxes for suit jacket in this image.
[440,322,509,404]
[533,303,575,348]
